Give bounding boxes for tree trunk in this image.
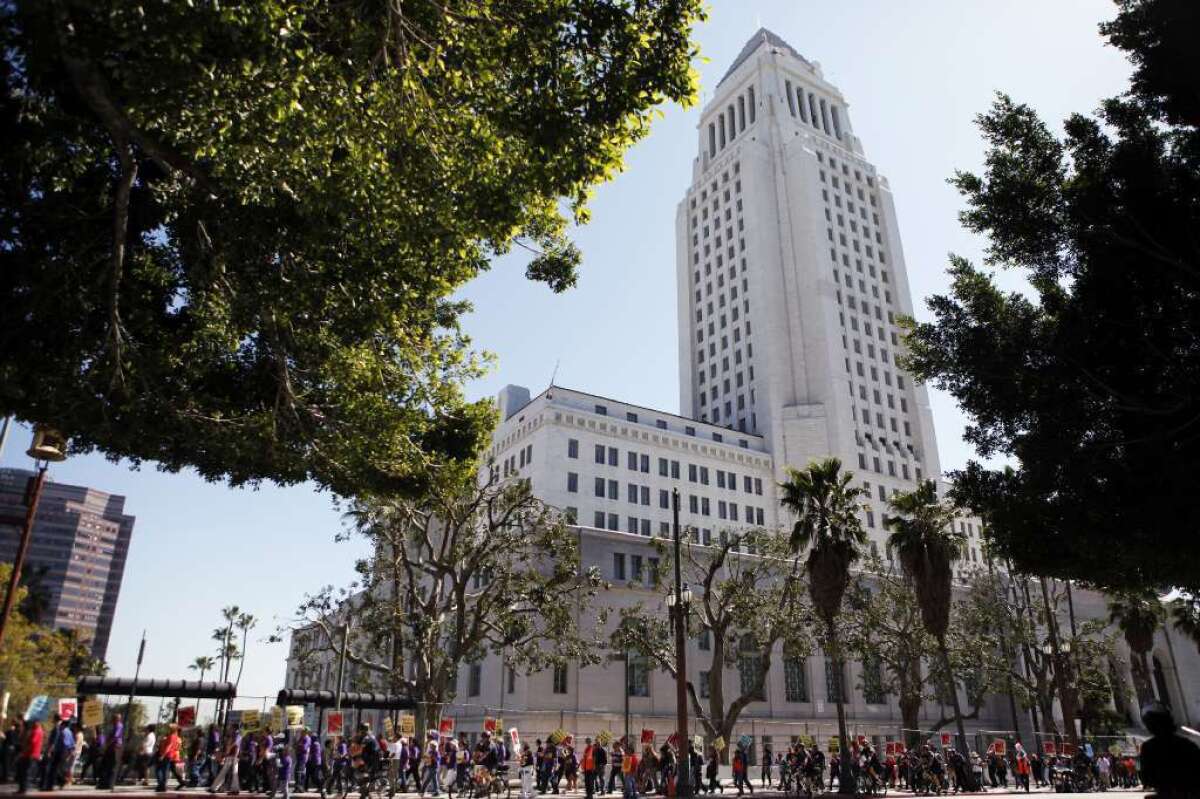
[898,690,921,749]
[1131,651,1154,707]
[827,623,853,795]
[937,635,976,790]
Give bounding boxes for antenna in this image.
[549,359,560,389]
[755,13,762,29]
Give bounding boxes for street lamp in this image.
[670,488,693,799]
[0,425,67,650]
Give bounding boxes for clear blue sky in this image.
[1,0,1132,705]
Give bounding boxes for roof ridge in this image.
[717,27,808,87]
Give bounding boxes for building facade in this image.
[0,468,135,660]
[286,29,1200,749]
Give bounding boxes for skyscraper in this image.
[677,29,941,547]
[0,469,135,660]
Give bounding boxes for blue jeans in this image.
[623,774,637,799]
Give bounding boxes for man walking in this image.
[40,714,72,790]
[583,738,598,799]
[15,719,42,795]
[210,724,242,795]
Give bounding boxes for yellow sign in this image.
[399,714,415,737]
[383,717,395,737]
[241,709,260,732]
[269,706,284,731]
[596,730,613,746]
[711,736,726,752]
[829,737,840,753]
[81,699,103,728]
[286,705,305,728]
[799,735,814,747]
[548,728,568,745]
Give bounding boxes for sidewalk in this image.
[0,785,1147,798]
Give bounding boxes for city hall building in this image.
[286,30,1200,751]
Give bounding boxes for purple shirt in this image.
[296,733,311,764]
[309,737,322,765]
[109,721,124,751]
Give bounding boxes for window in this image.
[627,411,638,423]
[631,555,644,582]
[627,653,650,697]
[609,479,619,500]
[689,464,698,482]
[468,663,482,697]
[738,636,766,700]
[553,663,568,694]
[628,483,638,503]
[784,657,809,703]
[568,439,579,459]
[862,654,886,704]
[628,451,638,470]
[613,553,626,581]
[595,444,605,464]
[595,405,607,416]
[659,490,670,509]
[594,511,606,529]
[506,665,515,694]
[567,472,578,493]
[699,670,710,699]
[698,628,711,651]
[659,458,669,476]
[671,461,681,479]
[656,419,668,430]
[594,477,605,498]
[825,657,845,703]
[609,447,619,466]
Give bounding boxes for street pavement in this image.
[0,786,1149,799]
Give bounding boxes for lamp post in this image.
[0,426,67,651]
[669,489,694,799]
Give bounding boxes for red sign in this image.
[484,717,497,733]
[993,739,1007,756]
[896,742,906,754]
[1061,743,1076,756]
[1042,741,1056,755]
[641,729,655,745]
[439,718,455,735]
[327,712,344,736]
[563,735,574,748]
[177,706,196,728]
[510,728,520,750]
[885,742,896,756]
[940,733,952,747]
[58,699,77,720]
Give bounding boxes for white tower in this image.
[675,29,942,543]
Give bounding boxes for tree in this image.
[189,655,217,724]
[232,613,257,697]
[884,480,976,779]
[285,467,602,736]
[1168,595,1200,653]
[0,563,104,718]
[900,0,1200,595]
[779,458,865,794]
[1106,591,1165,706]
[0,0,705,498]
[611,528,813,762]
[843,555,994,746]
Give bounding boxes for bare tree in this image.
[284,470,604,735]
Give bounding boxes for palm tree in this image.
[189,656,216,724]
[1107,591,1165,706]
[884,480,975,787]
[232,613,257,696]
[213,605,240,724]
[1167,596,1200,653]
[780,458,866,795]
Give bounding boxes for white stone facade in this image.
[286,28,1200,752]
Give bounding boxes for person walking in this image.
[421,733,441,797]
[759,746,772,788]
[40,713,72,790]
[606,741,623,795]
[155,724,187,791]
[621,743,639,799]
[583,738,598,799]
[97,713,123,789]
[731,748,752,796]
[704,748,721,794]
[210,725,242,795]
[15,719,41,795]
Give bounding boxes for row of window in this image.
[706,87,756,158]
[570,441,764,494]
[784,79,845,141]
[585,409,752,448]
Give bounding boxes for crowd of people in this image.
[1,702,1196,798]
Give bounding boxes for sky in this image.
[0,0,1134,707]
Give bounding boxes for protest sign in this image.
[285,705,305,728]
[399,714,415,737]
[328,712,344,736]
[1043,741,1056,755]
[711,737,726,752]
[81,699,103,727]
[241,709,261,732]
[25,695,50,722]
[640,729,655,745]
[439,718,455,735]
[177,706,197,728]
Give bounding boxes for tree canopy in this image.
[0,0,704,497]
[902,0,1200,593]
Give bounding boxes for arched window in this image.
[748,86,756,123]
